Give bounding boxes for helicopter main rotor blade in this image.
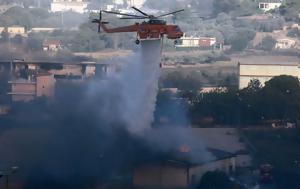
[156,9,184,18]
[102,10,145,18]
[120,17,147,19]
[131,6,149,16]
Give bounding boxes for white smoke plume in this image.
[118,40,161,133]
[86,40,162,134]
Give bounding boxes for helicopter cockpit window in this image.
[150,20,166,25]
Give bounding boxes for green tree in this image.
[260,36,276,51]
[245,79,262,93]
[261,75,300,122]
[287,28,300,38]
[0,6,33,29]
[279,1,300,22]
[0,70,9,104]
[213,0,239,14]
[160,71,202,91]
[26,33,43,51]
[229,35,249,52]
[0,31,9,43]
[229,29,255,52]
[197,171,235,189]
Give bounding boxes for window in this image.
[260,4,265,8]
[265,4,269,9]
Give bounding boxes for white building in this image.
[176,36,216,48]
[51,0,89,14]
[7,26,26,37]
[108,0,145,8]
[239,62,300,89]
[29,28,59,33]
[258,0,282,12]
[275,38,296,49]
[127,0,146,8]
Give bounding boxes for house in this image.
[275,38,296,49]
[176,36,217,49]
[50,0,89,13]
[29,27,59,33]
[7,26,26,37]
[43,39,62,51]
[238,61,300,89]
[283,23,300,31]
[133,127,252,189]
[8,73,56,102]
[133,147,236,189]
[258,0,282,12]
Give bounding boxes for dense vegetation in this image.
[191,75,300,126]
[245,128,300,189]
[196,171,237,189]
[0,0,297,53]
[157,75,300,126]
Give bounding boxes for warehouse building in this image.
[238,62,300,89]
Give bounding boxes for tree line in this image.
[156,75,300,127]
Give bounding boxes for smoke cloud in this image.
[0,39,211,189]
[118,40,161,133]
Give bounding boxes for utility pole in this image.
[0,167,18,189]
[5,175,8,189]
[8,35,13,77]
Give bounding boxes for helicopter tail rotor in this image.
[92,11,109,33]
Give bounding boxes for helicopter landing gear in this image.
[135,39,140,45]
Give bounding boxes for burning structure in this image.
[133,147,235,189]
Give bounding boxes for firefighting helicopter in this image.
[92,7,184,45]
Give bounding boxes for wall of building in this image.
[133,164,188,189]
[7,26,26,37]
[48,65,83,76]
[127,0,146,8]
[51,0,88,13]
[86,65,96,77]
[8,74,56,102]
[9,82,36,102]
[189,157,236,184]
[36,74,56,98]
[178,37,216,48]
[134,157,236,189]
[239,63,300,89]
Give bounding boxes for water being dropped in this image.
[119,40,162,133]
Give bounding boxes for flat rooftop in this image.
[233,55,300,66]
